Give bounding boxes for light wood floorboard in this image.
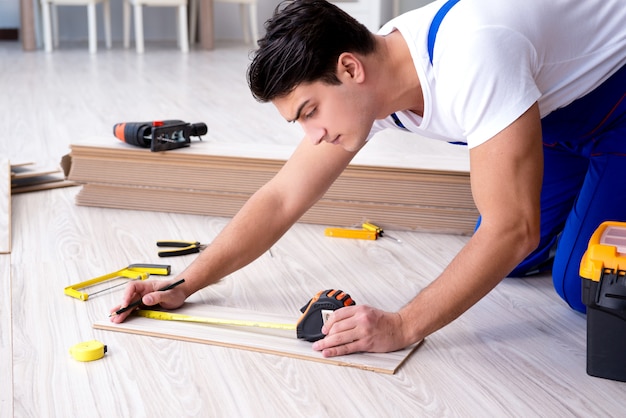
[0,254,12,418]
[2,41,625,416]
[0,159,9,254]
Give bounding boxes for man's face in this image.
[272,80,375,153]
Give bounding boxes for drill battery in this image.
[579,221,626,382]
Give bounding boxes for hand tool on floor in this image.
[580,220,626,382]
[156,240,209,257]
[110,278,186,317]
[64,264,171,301]
[362,222,402,243]
[324,222,401,242]
[70,340,107,362]
[135,289,356,342]
[113,120,207,152]
[324,227,378,240]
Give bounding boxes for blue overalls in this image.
[406,0,626,313]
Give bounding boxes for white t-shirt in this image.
[371,0,626,148]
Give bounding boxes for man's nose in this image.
[303,124,326,145]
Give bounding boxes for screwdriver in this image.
[362,222,402,243]
[324,227,377,240]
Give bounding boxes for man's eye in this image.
[304,109,316,119]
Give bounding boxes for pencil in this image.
[109,278,185,317]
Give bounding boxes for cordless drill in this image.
[113,120,207,152]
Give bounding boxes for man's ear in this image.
[336,52,365,83]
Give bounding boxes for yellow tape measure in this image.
[135,310,296,330]
[70,340,107,362]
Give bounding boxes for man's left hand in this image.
[311,305,407,357]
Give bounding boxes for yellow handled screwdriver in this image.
[324,227,377,240]
[362,222,402,243]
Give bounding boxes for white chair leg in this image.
[178,4,189,52]
[87,3,97,53]
[239,3,249,44]
[123,0,131,48]
[103,0,112,49]
[133,3,144,53]
[51,3,59,48]
[189,0,198,45]
[41,1,53,52]
[249,3,258,46]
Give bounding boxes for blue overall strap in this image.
[427,0,461,64]
[390,0,461,127]
[391,112,407,129]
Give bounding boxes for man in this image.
[112,0,626,357]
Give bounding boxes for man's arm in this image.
[111,138,358,321]
[314,103,544,355]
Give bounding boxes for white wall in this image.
[45,0,283,43]
[0,0,19,28]
[1,0,435,43]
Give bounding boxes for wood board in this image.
[94,303,421,374]
[68,136,478,234]
[10,158,77,194]
[75,183,478,234]
[1,159,10,253]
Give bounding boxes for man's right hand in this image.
[109,279,187,323]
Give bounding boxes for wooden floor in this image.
[2,40,625,417]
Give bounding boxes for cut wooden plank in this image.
[68,156,475,208]
[0,159,10,254]
[75,182,478,234]
[94,303,421,374]
[9,160,76,194]
[11,176,78,194]
[70,134,470,173]
[11,165,61,180]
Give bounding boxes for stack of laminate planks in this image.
[68,132,478,235]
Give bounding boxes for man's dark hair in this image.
[247,0,376,102]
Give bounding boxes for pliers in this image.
[156,240,208,257]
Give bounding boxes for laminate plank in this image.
[74,183,478,234]
[94,303,421,374]
[0,159,10,254]
[0,255,12,418]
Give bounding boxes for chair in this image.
[190,0,258,46]
[40,0,112,54]
[123,0,190,53]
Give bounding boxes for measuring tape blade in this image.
[135,310,296,331]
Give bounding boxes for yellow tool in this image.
[136,310,296,330]
[135,289,356,342]
[362,222,402,243]
[69,340,107,362]
[324,227,377,240]
[64,263,171,301]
